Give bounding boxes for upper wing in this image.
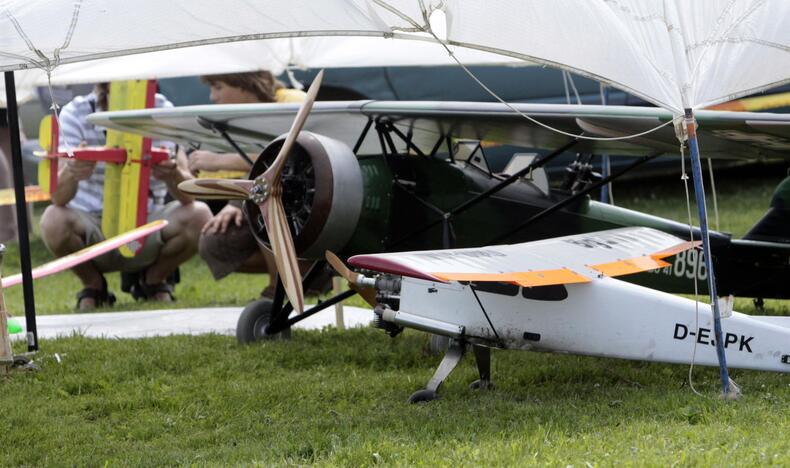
[348,227,698,287]
[89,101,790,159]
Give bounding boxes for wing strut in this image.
[489,150,663,245]
[196,117,256,167]
[391,138,578,249]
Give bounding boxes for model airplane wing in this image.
[90,101,790,159]
[348,227,698,287]
[0,220,167,288]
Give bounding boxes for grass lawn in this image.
[1,163,789,465]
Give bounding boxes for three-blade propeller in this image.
[179,70,325,314]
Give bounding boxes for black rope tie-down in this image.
[469,285,505,348]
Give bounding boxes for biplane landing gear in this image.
[236,298,291,344]
[408,340,493,403]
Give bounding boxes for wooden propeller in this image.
[325,250,377,307]
[177,70,326,314]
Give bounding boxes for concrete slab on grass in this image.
[12,305,374,340]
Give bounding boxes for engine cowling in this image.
[244,131,363,259]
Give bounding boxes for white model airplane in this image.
[334,227,790,402]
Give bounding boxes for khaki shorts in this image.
[74,201,178,273]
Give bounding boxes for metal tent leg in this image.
[4,71,37,352]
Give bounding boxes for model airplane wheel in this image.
[469,379,494,391]
[407,389,439,404]
[236,298,292,344]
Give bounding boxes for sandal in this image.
[75,276,117,310]
[130,278,176,302]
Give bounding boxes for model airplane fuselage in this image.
[348,227,790,401]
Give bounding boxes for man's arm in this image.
[187,150,255,174]
[50,157,95,206]
[51,102,94,206]
[153,148,196,205]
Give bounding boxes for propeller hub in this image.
[250,178,270,204]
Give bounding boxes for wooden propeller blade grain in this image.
[325,250,377,307]
[262,69,324,185]
[177,178,253,200]
[261,198,304,314]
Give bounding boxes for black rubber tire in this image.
[236,298,292,344]
[408,389,440,404]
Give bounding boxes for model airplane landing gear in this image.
[469,345,493,391]
[236,261,357,345]
[236,298,291,344]
[408,339,493,403]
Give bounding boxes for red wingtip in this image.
[348,255,446,283]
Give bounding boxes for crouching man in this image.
[39,83,211,310]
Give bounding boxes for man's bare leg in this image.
[39,204,104,308]
[144,201,211,300]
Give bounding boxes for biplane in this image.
[88,72,790,345]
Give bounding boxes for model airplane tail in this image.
[742,176,790,244]
[343,227,790,401]
[37,80,167,259]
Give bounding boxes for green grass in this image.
[1,165,790,465]
[1,331,789,465]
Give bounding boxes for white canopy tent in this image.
[0,36,525,106]
[0,0,785,112]
[3,0,788,392]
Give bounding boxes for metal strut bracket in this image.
[427,339,466,392]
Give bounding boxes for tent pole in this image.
[684,108,731,397]
[4,71,38,352]
[599,84,611,204]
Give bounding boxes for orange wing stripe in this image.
[590,255,671,277]
[651,241,701,260]
[433,268,591,287]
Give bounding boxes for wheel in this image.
[236,298,292,344]
[407,389,440,404]
[469,379,494,391]
[12,355,38,371]
[428,334,450,355]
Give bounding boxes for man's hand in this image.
[188,150,224,174]
[201,204,243,235]
[64,158,96,181]
[152,157,181,183]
